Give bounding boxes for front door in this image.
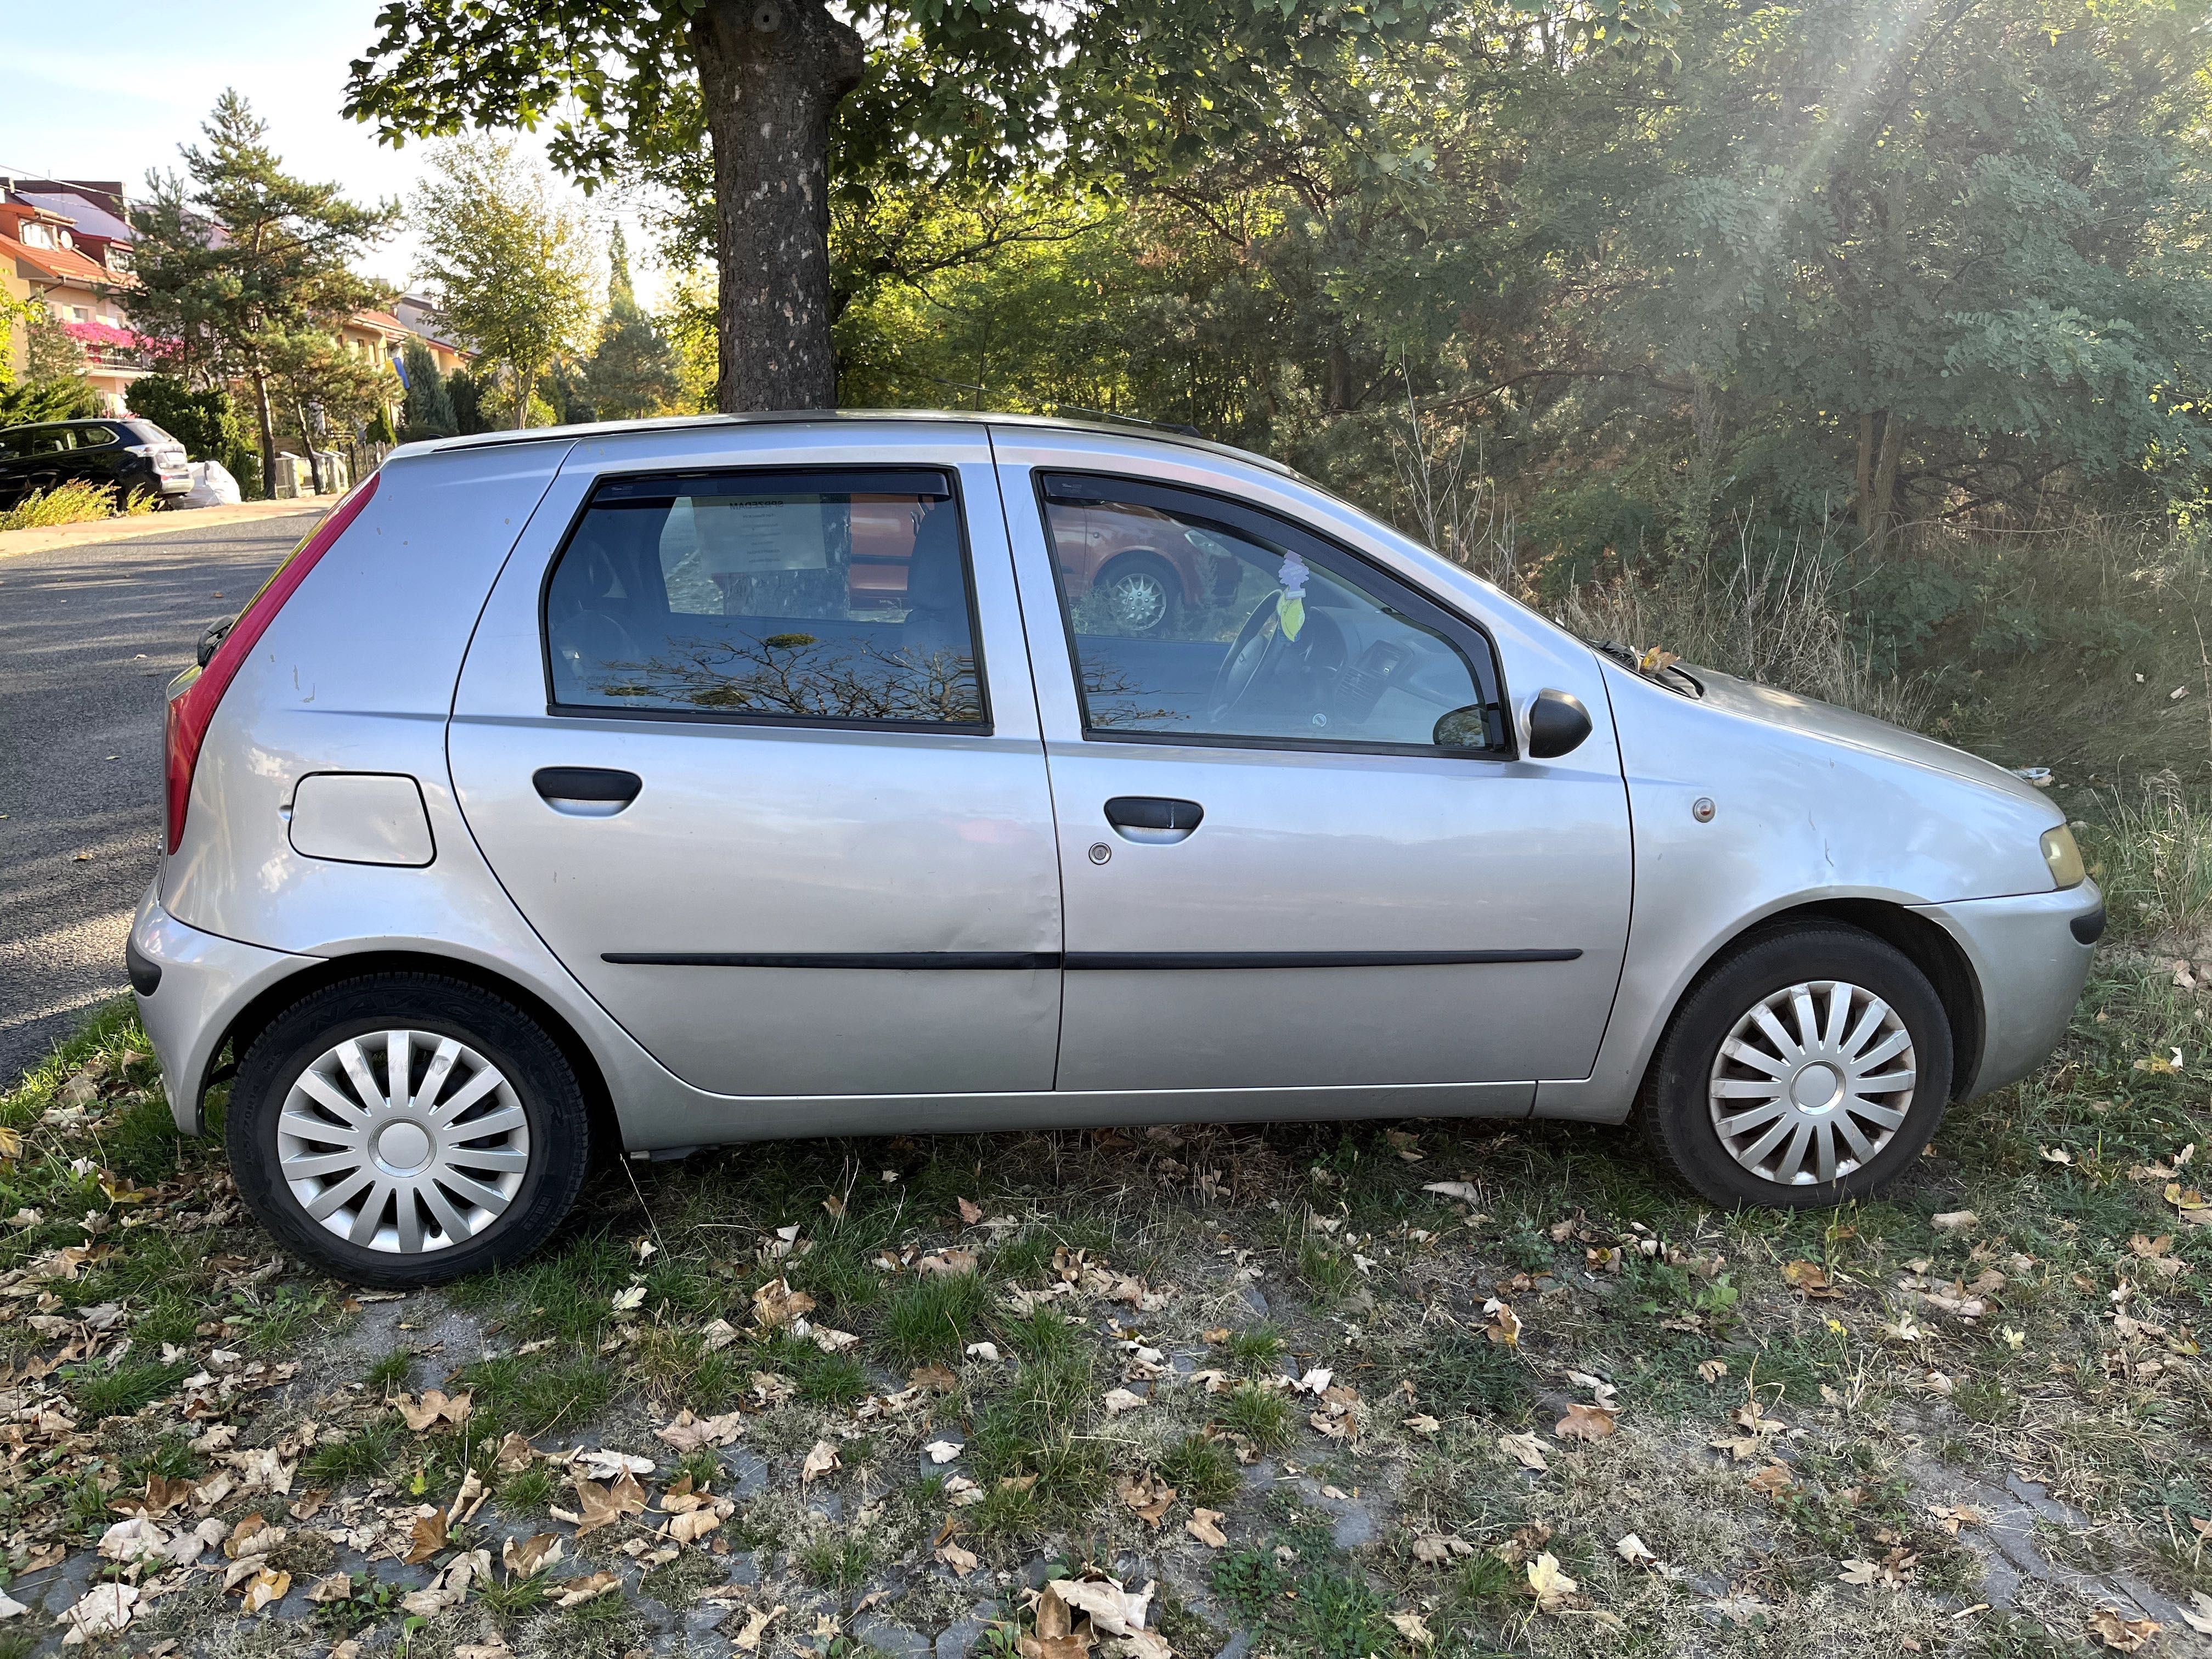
[449,426,1063,1098]
[1002,466,1633,1094]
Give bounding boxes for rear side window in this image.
[542,468,987,728]
[0,427,70,457]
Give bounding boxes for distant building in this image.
[1,176,148,414]
[2,172,470,432]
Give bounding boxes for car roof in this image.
[389,409,1304,483]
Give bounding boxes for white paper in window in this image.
[687,496,831,573]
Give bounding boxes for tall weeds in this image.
[2081,770,2212,942]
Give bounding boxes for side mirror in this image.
[1525,689,1593,759]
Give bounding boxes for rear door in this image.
[449,422,1063,1098]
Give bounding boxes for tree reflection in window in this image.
[580,629,983,725]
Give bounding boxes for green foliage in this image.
[409,135,597,433]
[583,225,679,421]
[0,377,98,429]
[445,368,488,435]
[126,374,257,487]
[129,92,399,495]
[0,479,128,533]
[398,342,456,438]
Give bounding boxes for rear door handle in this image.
[1103,795,1204,844]
[533,767,642,817]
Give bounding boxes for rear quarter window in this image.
[541,467,990,729]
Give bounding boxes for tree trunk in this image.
[692,0,865,413]
[1855,410,1877,549]
[1869,413,1905,557]
[250,363,278,500]
[293,393,324,494]
[514,360,536,430]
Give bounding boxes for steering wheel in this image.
[1204,594,1343,724]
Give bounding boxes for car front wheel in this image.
[226,973,591,1285]
[1642,923,1953,1208]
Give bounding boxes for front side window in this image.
[1041,475,1507,754]
[544,469,986,727]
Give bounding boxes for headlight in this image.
[2040,825,2085,890]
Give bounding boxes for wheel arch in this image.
[207,950,621,1156]
[1656,898,1985,1103]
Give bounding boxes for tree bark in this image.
[1869,412,1905,557]
[250,363,278,501]
[293,393,324,494]
[1855,410,1877,549]
[692,0,865,414]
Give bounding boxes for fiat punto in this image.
[128,414,2102,1284]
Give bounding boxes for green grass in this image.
[1217,1383,1293,1452]
[882,1269,991,1367]
[1156,1433,1241,1506]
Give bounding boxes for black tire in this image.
[1641,922,1951,1209]
[227,972,591,1286]
[1095,553,1182,636]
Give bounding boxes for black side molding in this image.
[603,949,1581,970]
[2069,904,2106,945]
[1064,949,1583,969]
[603,952,1058,970]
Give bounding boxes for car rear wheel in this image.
[1641,923,1951,1208]
[226,973,591,1285]
[1096,554,1180,635]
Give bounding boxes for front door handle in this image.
[533,766,642,817]
[1104,795,1204,844]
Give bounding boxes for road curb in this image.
[0,498,334,559]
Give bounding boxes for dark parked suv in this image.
[0,418,190,510]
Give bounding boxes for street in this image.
[0,514,315,1088]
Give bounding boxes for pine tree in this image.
[129,91,399,496]
[399,341,458,437]
[584,225,679,421]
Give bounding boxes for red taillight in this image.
[165,473,381,855]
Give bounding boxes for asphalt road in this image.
[0,515,317,1089]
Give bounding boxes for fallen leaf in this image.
[1500,1431,1550,1471]
[404,1508,448,1564]
[503,1532,563,1578]
[1931,1211,1978,1233]
[1745,1461,1795,1496]
[1526,1552,1579,1612]
[656,1408,747,1453]
[733,1603,787,1651]
[936,1542,980,1577]
[60,1582,138,1644]
[1781,1260,1842,1298]
[1102,1387,1148,1415]
[239,1568,290,1613]
[1401,1413,1440,1436]
[1555,1402,1617,1441]
[911,1363,960,1392]
[1616,1532,1657,1565]
[1697,1359,1729,1384]
[1116,1471,1177,1527]
[1421,1181,1483,1204]
[751,1277,816,1330]
[611,1284,647,1312]
[916,1248,979,1276]
[1388,1611,1435,1645]
[2087,1609,2160,1652]
[546,1571,623,1609]
[394,1389,472,1432]
[802,1440,840,1483]
[958,1197,984,1224]
[2179,1592,2212,1635]
[926,1439,966,1464]
[1482,1299,1522,1346]
[1186,1508,1227,1548]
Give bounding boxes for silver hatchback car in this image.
[128,414,2102,1284]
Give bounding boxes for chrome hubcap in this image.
[1105,570,1169,631]
[278,1029,531,1255]
[1708,980,1915,1186]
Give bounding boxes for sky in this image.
[0,0,675,308]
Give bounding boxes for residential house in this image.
[1,177,147,414]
